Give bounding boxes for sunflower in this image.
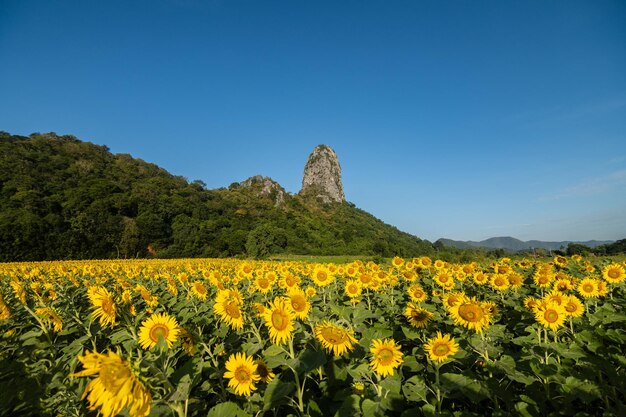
[311,266,334,287]
[534,302,567,332]
[280,273,300,289]
[442,291,465,309]
[482,301,499,318]
[138,312,180,350]
[433,271,454,288]
[553,255,568,269]
[577,278,600,299]
[214,298,245,330]
[473,272,489,285]
[262,297,295,345]
[344,279,363,298]
[391,256,405,268]
[178,327,196,356]
[533,270,554,288]
[352,381,366,395]
[369,339,404,377]
[254,275,273,294]
[507,273,524,289]
[286,287,311,320]
[404,303,433,329]
[419,256,433,269]
[602,263,625,284]
[402,270,417,282]
[89,287,117,328]
[255,358,275,383]
[571,254,583,262]
[563,295,585,318]
[35,307,63,332]
[223,352,260,396]
[314,321,357,356]
[190,281,208,300]
[553,278,573,292]
[305,286,317,298]
[490,274,510,291]
[0,294,10,320]
[214,289,245,330]
[358,273,373,287]
[424,332,459,363]
[523,296,540,311]
[449,296,491,333]
[71,350,151,417]
[407,284,427,303]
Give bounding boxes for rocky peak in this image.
[240,175,286,207]
[300,145,345,203]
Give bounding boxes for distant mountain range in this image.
[436,236,614,252]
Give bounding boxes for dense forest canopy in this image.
[0,132,436,261]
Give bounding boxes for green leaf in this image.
[561,376,601,403]
[263,345,288,368]
[440,373,490,402]
[307,399,323,417]
[169,357,203,401]
[379,372,401,395]
[402,375,428,403]
[514,401,540,417]
[347,362,371,379]
[207,402,250,417]
[490,355,536,385]
[359,326,394,349]
[401,355,424,372]
[295,347,327,375]
[361,398,380,417]
[421,403,437,417]
[333,394,362,417]
[263,377,295,411]
[242,340,263,356]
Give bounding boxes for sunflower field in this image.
[0,255,625,417]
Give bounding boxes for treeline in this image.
[564,240,626,256]
[0,132,436,261]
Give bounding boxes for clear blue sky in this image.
[2,0,625,243]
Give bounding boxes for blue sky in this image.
[1,0,625,243]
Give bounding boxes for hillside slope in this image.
[0,132,434,261]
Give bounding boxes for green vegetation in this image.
[0,132,436,261]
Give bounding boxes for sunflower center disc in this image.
[459,304,483,321]
[378,348,394,364]
[544,310,559,323]
[271,311,288,330]
[150,324,168,341]
[236,368,250,382]
[225,302,241,319]
[433,343,450,356]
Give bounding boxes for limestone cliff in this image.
[300,145,345,203]
[239,175,286,207]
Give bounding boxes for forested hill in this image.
[0,132,434,261]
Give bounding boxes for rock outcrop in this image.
[300,145,345,203]
[239,175,286,207]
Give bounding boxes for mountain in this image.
[0,132,434,261]
[436,236,613,252]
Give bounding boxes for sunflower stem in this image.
[435,362,442,416]
[288,338,305,413]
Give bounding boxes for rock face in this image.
[300,145,345,203]
[240,175,286,207]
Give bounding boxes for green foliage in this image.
[0,132,437,261]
